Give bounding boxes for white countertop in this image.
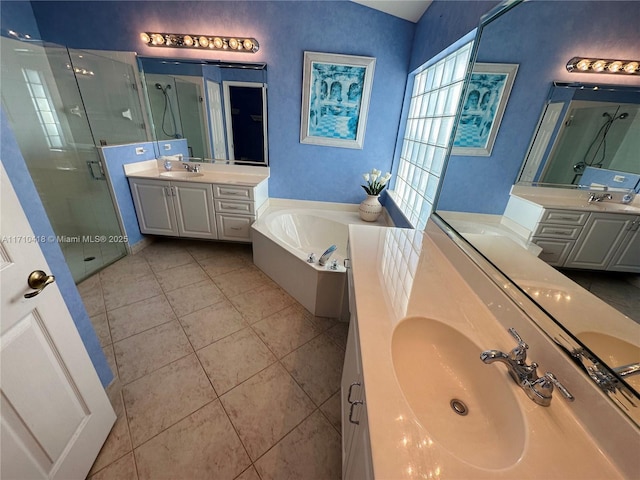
[123,159,269,186]
[348,222,627,479]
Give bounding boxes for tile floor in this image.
[78,239,347,480]
[560,269,640,324]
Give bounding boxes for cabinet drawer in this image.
[540,209,589,225]
[216,214,253,242]
[214,199,255,215]
[213,184,253,200]
[532,237,575,266]
[533,223,582,240]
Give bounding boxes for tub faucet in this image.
[318,245,337,266]
[481,327,574,406]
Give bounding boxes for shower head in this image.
[618,112,629,119]
[155,83,163,89]
[602,112,613,119]
[165,84,171,90]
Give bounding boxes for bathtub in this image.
[252,201,390,320]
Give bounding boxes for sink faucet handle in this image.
[535,372,575,403]
[508,328,529,362]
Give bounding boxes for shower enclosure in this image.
[540,101,639,185]
[1,36,149,282]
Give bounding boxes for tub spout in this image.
[318,245,337,266]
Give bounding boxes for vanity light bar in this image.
[566,57,639,75]
[140,32,259,53]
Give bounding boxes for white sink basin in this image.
[391,316,526,469]
[159,171,204,179]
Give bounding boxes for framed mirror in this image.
[433,0,639,422]
[138,56,268,165]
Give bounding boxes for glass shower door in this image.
[1,37,132,282]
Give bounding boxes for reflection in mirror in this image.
[138,57,268,165]
[519,83,640,188]
[433,0,640,418]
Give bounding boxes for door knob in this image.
[24,270,56,298]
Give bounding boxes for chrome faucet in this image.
[613,362,640,378]
[318,245,337,266]
[481,328,574,406]
[183,163,200,172]
[587,192,613,203]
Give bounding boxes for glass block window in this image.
[22,68,65,149]
[392,42,472,230]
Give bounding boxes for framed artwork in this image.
[452,63,518,156]
[300,51,376,149]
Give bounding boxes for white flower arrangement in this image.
[361,168,392,196]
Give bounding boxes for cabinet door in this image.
[532,237,575,266]
[344,404,374,480]
[216,214,253,242]
[129,179,178,236]
[341,316,361,473]
[608,225,640,273]
[564,213,635,270]
[173,182,218,239]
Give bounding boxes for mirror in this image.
[519,82,640,187]
[138,57,268,165]
[434,0,639,419]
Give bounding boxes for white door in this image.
[1,164,116,479]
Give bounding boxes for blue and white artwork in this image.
[300,52,376,149]
[452,63,518,156]
[308,62,365,140]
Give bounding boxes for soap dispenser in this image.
[163,159,173,171]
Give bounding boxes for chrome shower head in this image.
[618,112,629,119]
[155,83,163,89]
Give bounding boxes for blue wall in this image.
[1,108,113,388]
[438,0,640,214]
[28,0,415,204]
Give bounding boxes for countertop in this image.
[347,222,627,479]
[123,159,269,186]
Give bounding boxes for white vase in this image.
[359,195,382,222]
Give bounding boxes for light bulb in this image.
[243,39,253,51]
[576,59,591,71]
[183,35,194,46]
[140,32,150,44]
[608,61,623,72]
[151,34,164,45]
[213,37,223,49]
[229,38,239,49]
[199,36,209,47]
[624,61,639,73]
[592,60,607,72]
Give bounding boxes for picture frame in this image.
[452,63,518,156]
[300,51,376,149]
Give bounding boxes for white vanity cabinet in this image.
[129,178,217,239]
[564,213,640,272]
[213,184,258,242]
[341,314,373,480]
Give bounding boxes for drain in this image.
[84,256,96,262]
[450,399,468,416]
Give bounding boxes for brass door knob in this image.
[24,270,56,298]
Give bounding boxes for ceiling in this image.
[351,0,433,23]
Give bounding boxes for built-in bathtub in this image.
[251,200,390,320]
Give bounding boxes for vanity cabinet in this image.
[564,213,640,272]
[341,314,373,480]
[129,177,268,242]
[530,209,588,266]
[129,178,217,239]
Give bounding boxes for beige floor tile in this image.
[134,400,250,480]
[198,327,276,394]
[123,354,216,447]
[90,312,112,348]
[89,452,138,480]
[325,322,349,350]
[254,410,341,480]
[234,466,261,480]
[89,393,132,476]
[102,274,164,311]
[319,391,342,433]
[78,275,105,317]
[144,250,195,273]
[99,254,151,286]
[103,343,118,380]
[108,294,176,343]
[213,265,269,297]
[229,283,296,324]
[252,305,324,358]
[154,262,209,292]
[281,334,344,405]
[308,314,338,332]
[179,300,246,350]
[198,253,249,278]
[220,363,315,460]
[183,241,222,261]
[165,279,226,317]
[114,321,193,384]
